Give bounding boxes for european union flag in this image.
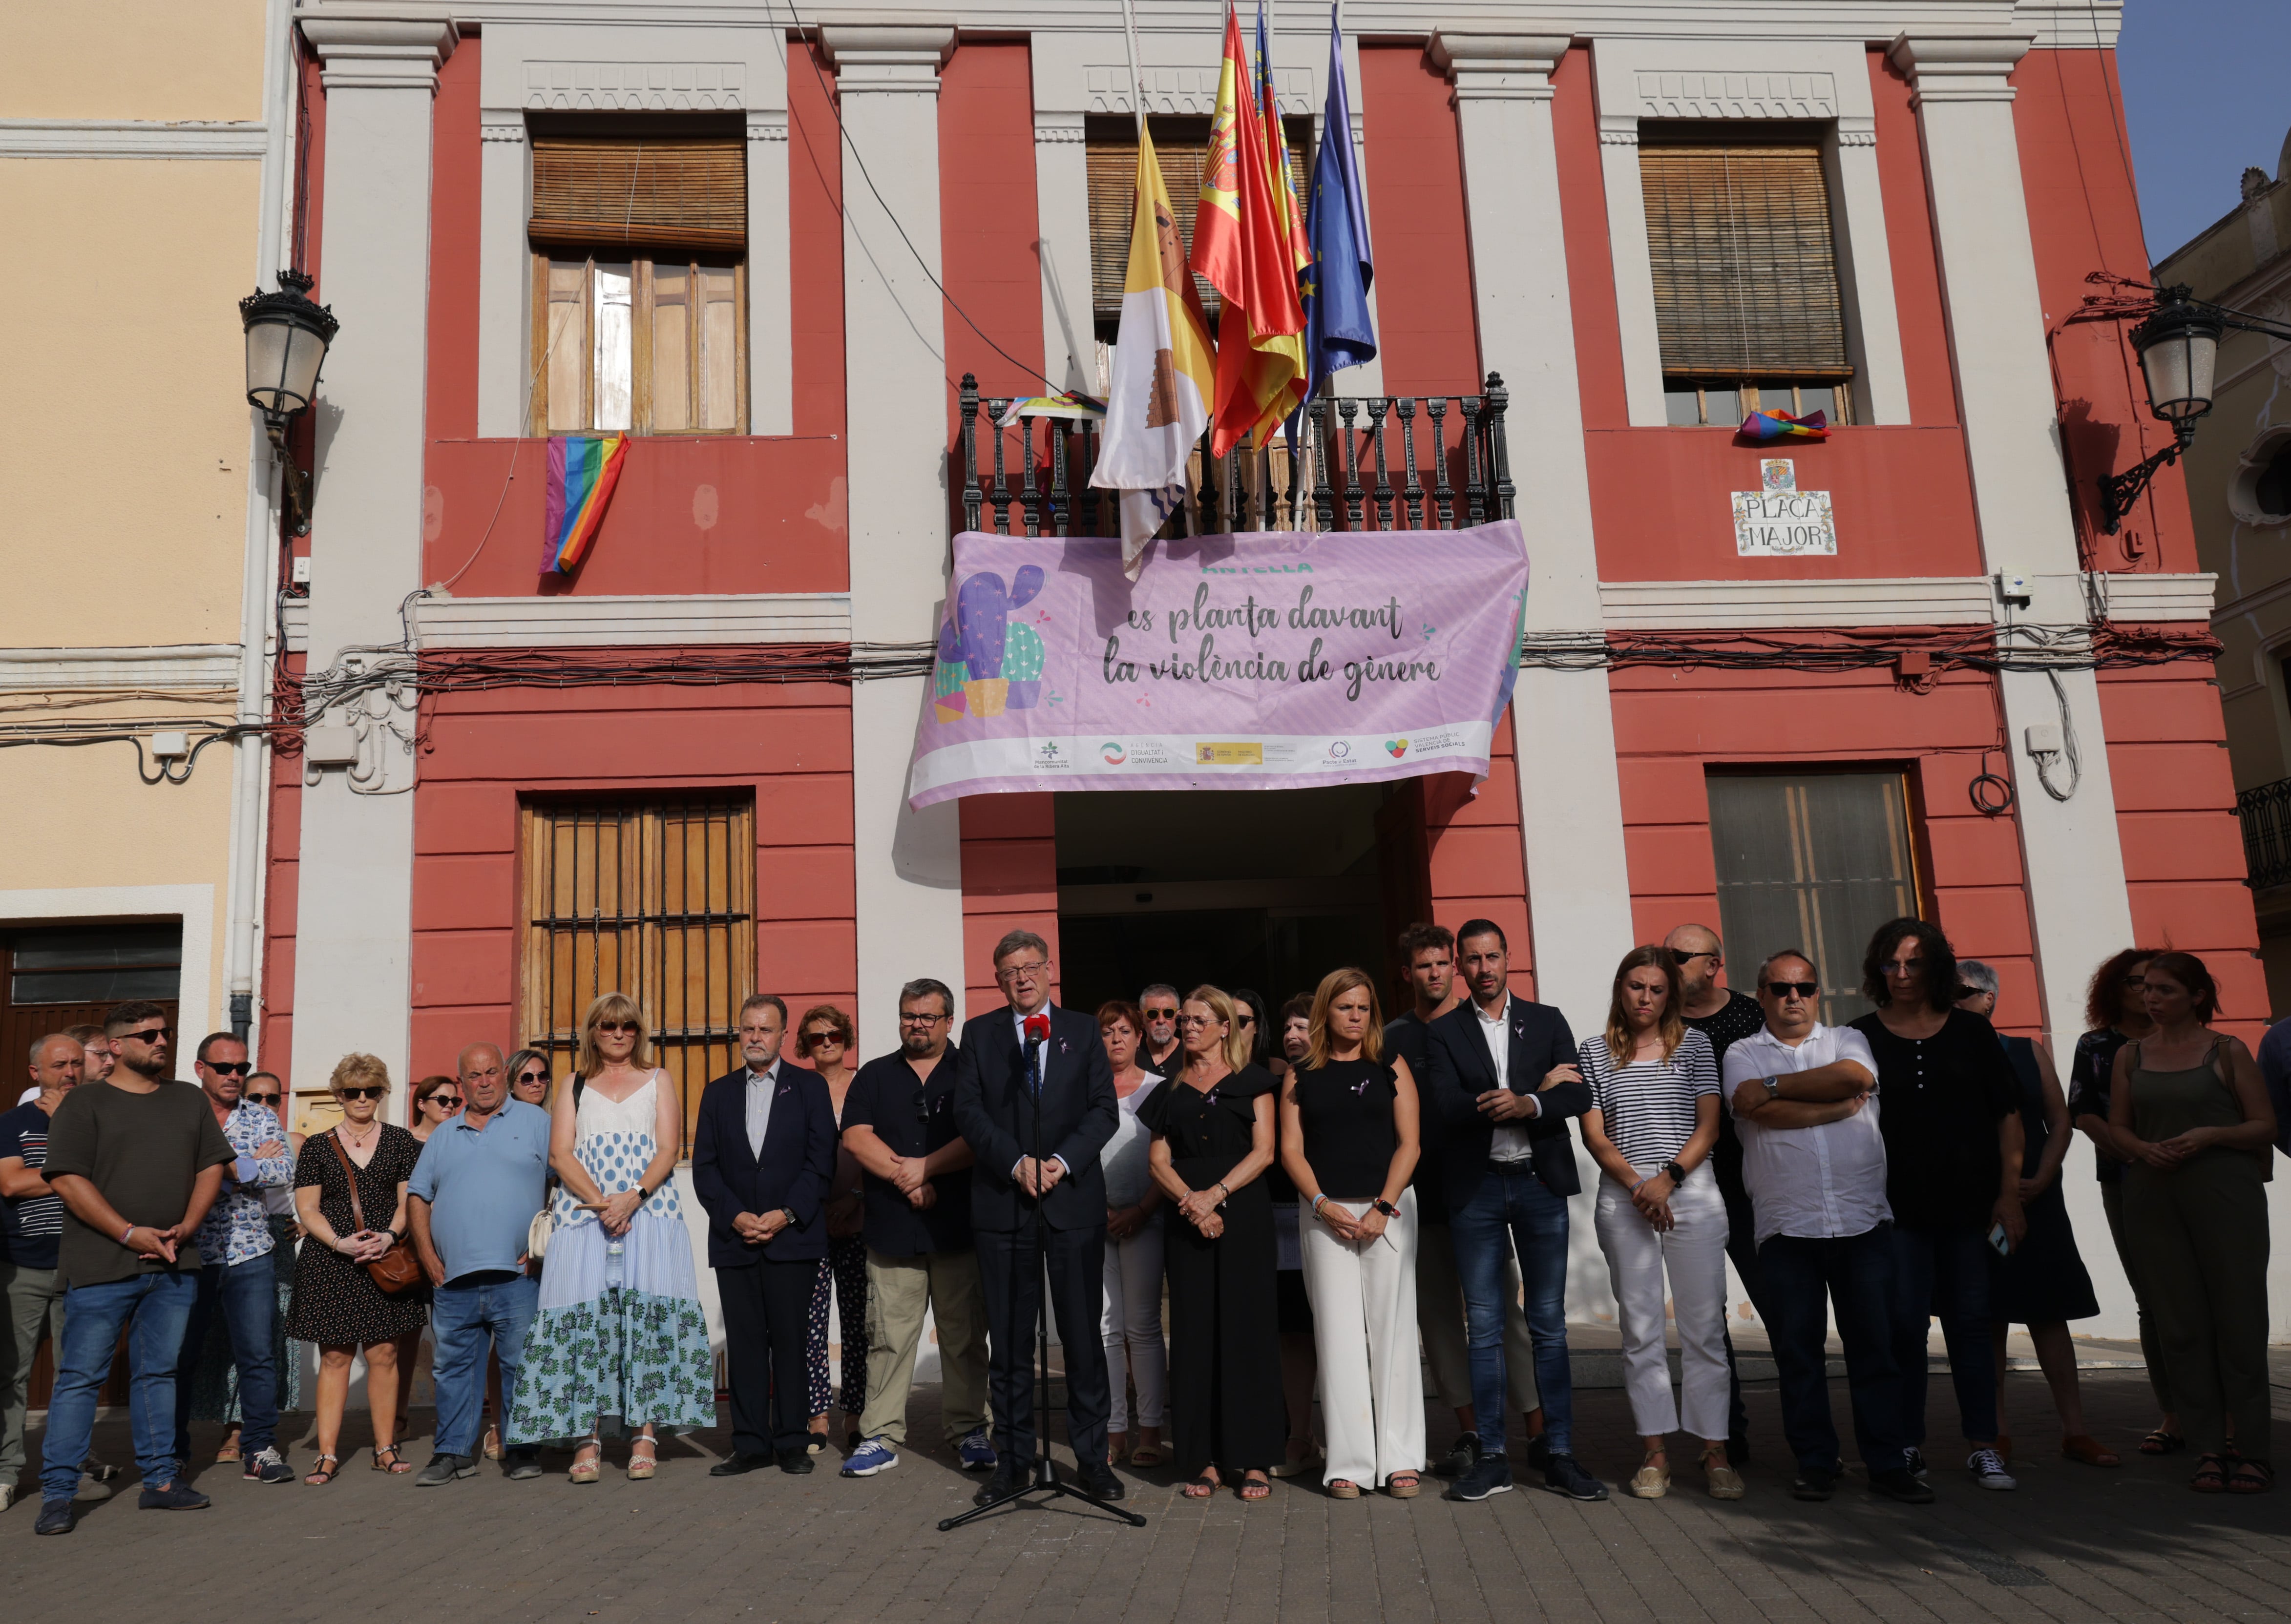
[1300,6,1375,413]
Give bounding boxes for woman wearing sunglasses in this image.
[286,1055,426,1483]
[193,1073,305,1462]
[505,994,715,1481]
[409,1075,463,1144]
[795,1004,867,1453]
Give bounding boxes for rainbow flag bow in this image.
[1738,408,1830,442]
[541,434,628,575]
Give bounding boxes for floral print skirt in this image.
[506,1208,715,1444]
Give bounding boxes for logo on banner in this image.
[1100,741,1127,765]
[1386,738,1409,758]
[1033,740,1067,770]
[1196,742,1264,766]
[1327,741,1350,759]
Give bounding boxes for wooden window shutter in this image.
[1639,143,1851,380]
[1086,121,1310,329]
[530,137,747,252]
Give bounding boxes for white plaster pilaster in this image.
[1891,33,2136,1067]
[825,25,967,1045]
[289,6,455,1100]
[747,105,793,436]
[1032,109,1093,395]
[1431,32,1636,1036]
[476,109,528,437]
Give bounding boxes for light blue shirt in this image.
[407,1098,551,1283]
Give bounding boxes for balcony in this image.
[2238,775,2291,891]
[957,372,1515,537]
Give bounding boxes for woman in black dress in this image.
[287,1054,427,1483]
[1956,963,2115,1467]
[1140,984,1283,1500]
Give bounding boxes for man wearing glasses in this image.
[35,1002,235,1533]
[172,1034,295,1484]
[1137,986,1181,1076]
[1724,951,1926,1504]
[951,931,1120,1507]
[837,979,993,1478]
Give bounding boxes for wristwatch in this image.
[1372,1198,1400,1218]
[1661,1160,1687,1187]
[779,1207,797,1228]
[1761,1075,1781,1101]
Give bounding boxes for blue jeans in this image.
[1451,1166,1574,1457]
[1889,1225,1999,1446]
[431,1270,538,1459]
[1759,1225,1909,1476]
[173,1255,279,1460]
[41,1272,198,1501]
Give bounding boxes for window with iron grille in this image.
[1640,127,1855,428]
[520,793,755,1140]
[1706,770,1921,1029]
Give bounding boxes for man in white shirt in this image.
[1724,950,1926,1505]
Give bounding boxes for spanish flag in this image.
[1191,2,1307,460]
[1090,126,1217,577]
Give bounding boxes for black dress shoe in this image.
[777,1449,815,1475]
[1076,1461,1126,1500]
[710,1453,771,1477]
[972,1464,1024,1507]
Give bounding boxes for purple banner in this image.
[906,521,1529,808]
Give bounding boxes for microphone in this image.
[1023,1014,1051,1048]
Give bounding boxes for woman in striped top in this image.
[1578,946,1738,1501]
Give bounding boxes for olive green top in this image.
[2127,1041,2259,1179]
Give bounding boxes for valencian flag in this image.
[1299,5,1375,411]
[1192,2,1308,458]
[1090,125,1217,578]
[541,433,627,574]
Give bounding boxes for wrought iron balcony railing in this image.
[2238,774,2291,891]
[957,372,1514,539]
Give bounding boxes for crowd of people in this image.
[0,918,2277,1536]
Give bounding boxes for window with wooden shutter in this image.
[528,134,747,435]
[520,793,756,1140]
[1085,115,1311,340]
[1640,132,1855,426]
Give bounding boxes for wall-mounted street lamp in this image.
[239,269,338,537]
[2102,282,2291,533]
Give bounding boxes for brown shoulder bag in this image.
[327,1128,425,1294]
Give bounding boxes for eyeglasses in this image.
[204,1061,251,1077]
[899,1013,947,1027]
[517,1070,547,1084]
[1667,949,1715,968]
[596,1020,639,1035]
[1764,981,1820,999]
[119,1026,169,1044]
[995,960,1050,984]
[337,1086,387,1102]
[1177,1014,1219,1029]
[1877,959,1922,976]
[245,1092,282,1107]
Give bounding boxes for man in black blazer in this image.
[1420,919,1608,1504]
[692,994,836,1476]
[950,929,1120,1506]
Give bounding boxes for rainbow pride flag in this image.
[1738,407,1830,442]
[541,434,628,574]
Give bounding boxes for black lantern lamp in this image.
[2102,283,2290,533]
[239,269,338,536]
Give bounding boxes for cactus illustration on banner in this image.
[943,566,1046,720]
[932,632,970,722]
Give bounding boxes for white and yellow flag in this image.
[1090,126,1216,578]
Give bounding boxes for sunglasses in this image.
[596,1020,639,1035]
[1764,981,1820,999]
[1236,1013,1257,1026]
[337,1086,387,1102]
[1668,949,1715,967]
[205,1061,251,1077]
[425,1093,464,1109]
[245,1092,282,1107]
[119,1026,169,1043]
[516,1071,547,1084]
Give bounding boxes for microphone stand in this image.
[941,1023,1145,1531]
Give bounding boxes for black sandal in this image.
[371,1446,410,1475]
[2191,1453,2228,1493]
[304,1453,341,1486]
[1182,1473,1219,1499]
[2140,1428,2186,1456]
[2228,1457,2275,1496]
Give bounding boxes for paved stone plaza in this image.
[1,1358,2282,1624]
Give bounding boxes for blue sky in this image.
[2116,0,2291,261]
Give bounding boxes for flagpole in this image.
[1119,0,1146,139]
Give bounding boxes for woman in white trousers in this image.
[1280,968,1424,1498]
[1097,1001,1168,1466]
[1579,945,1742,1501]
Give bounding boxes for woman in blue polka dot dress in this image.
[506,993,716,1480]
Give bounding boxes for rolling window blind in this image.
[530,137,747,252]
[1639,144,1850,380]
[1086,125,1310,327]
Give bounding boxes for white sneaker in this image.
[1967,1448,2017,1490]
[0,1483,14,1512]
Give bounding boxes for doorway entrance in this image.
[1054,783,1419,1019]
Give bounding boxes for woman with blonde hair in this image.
[1138,985,1283,1500]
[796,1003,867,1451]
[506,994,715,1480]
[286,1054,427,1483]
[1577,946,1735,1500]
[1280,968,1424,1499]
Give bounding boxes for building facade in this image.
[2157,126,2291,1013]
[255,0,2278,1334]
[0,2,293,1072]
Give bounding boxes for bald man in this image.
[0,1038,85,1506]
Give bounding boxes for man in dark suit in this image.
[950,929,1120,1507]
[1420,919,1608,1504]
[692,994,835,1477]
